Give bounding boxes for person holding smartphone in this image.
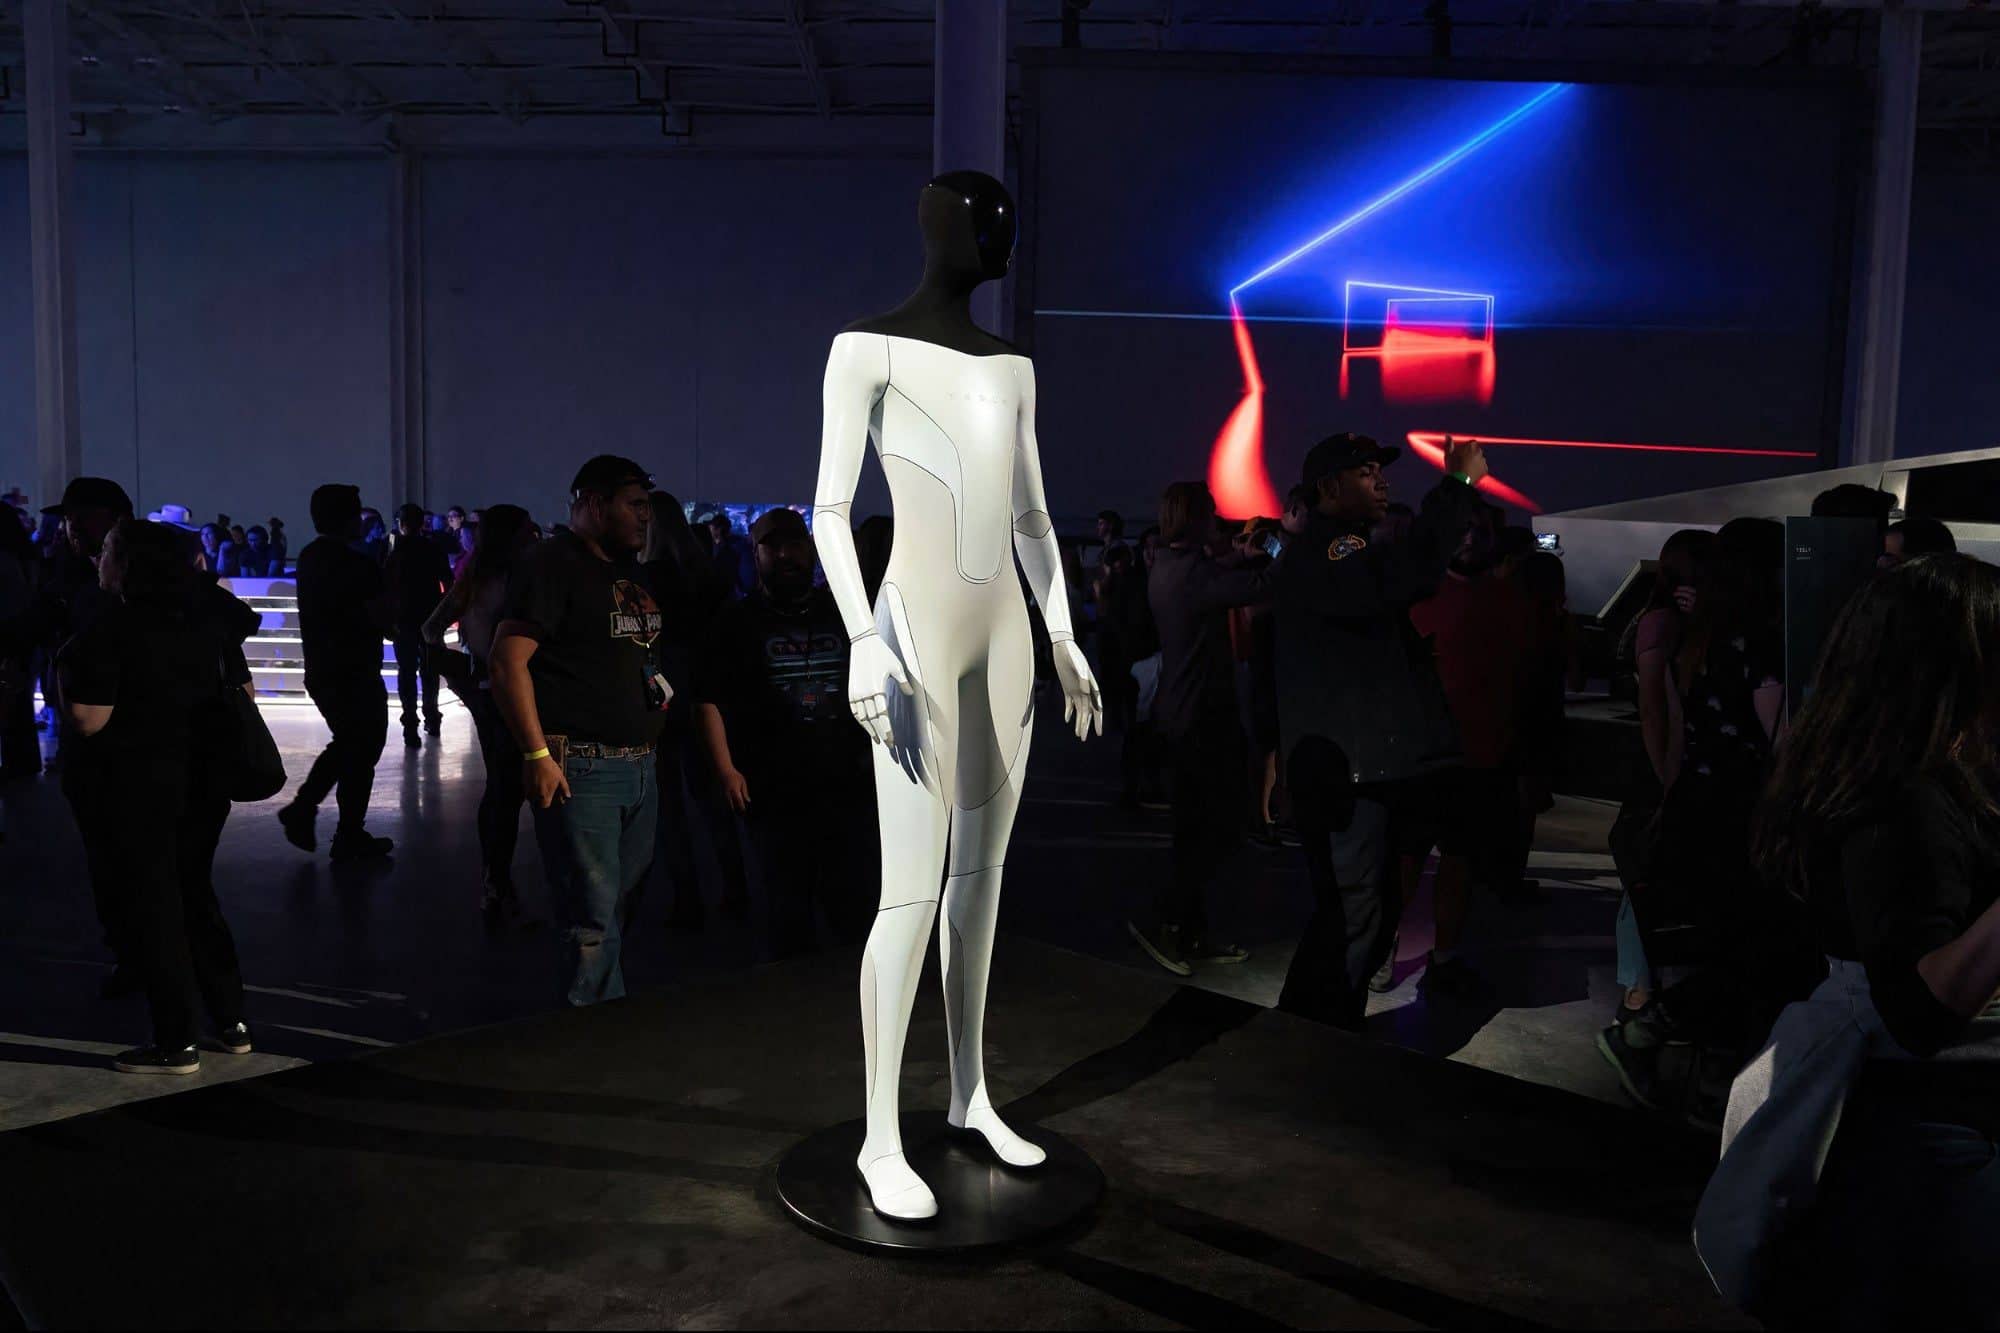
[1269,432,1490,1028]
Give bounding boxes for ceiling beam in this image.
[781,0,830,120]
[369,0,529,122]
[67,1,232,121]
[568,0,667,104]
[170,0,389,122]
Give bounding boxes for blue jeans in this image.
[1615,892,1653,993]
[531,751,658,1006]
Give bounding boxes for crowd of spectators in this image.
[4,446,1995,1321]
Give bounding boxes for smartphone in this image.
[1263,534,1285,560]
[1534,532,1562,555]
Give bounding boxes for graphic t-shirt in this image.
[695,585,866,793]
[502,530,666,747]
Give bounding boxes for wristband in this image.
[523,747,551,762]
[1449,471,1473,486]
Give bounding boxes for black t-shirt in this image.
[384,533,452,630]
[57,598,219,796]
[296,537,387,687]
[503,531,666,747]
[695,585,866,793]
[1809,777,2000,1133]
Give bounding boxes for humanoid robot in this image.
[811,170,1104,1222]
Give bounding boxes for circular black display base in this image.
[775,1112,1103,1254]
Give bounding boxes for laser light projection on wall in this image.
[1209,83,1571,518]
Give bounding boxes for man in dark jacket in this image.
[385,504,451,748]
[1269,432,1489,1027]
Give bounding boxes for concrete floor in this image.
[0,697,1634,1132]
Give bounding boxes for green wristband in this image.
[1449,471,1473,486]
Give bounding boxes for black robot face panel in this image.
[927,170,1017,281]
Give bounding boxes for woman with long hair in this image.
[1601,520,1819,1104]
[1607,528,1715,1030]
[1700,555,2000,1326]
[58,518,256,1073]
[424,504,537,916]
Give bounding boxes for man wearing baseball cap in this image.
[1268,431,1492,1027]
[490,454,665,1005]
[5,478,136,987]
[693,506,875,959]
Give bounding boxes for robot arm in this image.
[1010,359,1103,741]
[813,333,910,746]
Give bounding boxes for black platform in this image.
[0,941,1744,1328]
[777,1112,1103,1252]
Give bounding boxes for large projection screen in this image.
[1020,57,1857,519]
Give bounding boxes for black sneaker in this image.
[1186,937,1249,965]
[216,1022,252,1055]
[424,714,443,736]
[329,831,394,863]
[113,1044,199,1076]
[1595,1022,1661,1110]
[1368,934,1402,993]
[404,726,422,750]
[1127,921,1192,977]
[278,803,317,853]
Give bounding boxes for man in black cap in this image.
[385,502,452,748]
[490,455,666,1005]
[277,483,395,861]
[1269,431,1491,1027]
[0,479,139,989]
[693,506,875,959]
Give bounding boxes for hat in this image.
[1300,433,1399,490]
[156,503,197,530]
[751,507,810,545]
[42,477,135,518]
[569,455,653,501]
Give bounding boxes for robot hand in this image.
[848,633,914,747]
[1051,639,1104,742]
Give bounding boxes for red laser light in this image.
[1209,303,1281,519]
[1404,432,1818,460]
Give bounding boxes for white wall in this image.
[1,151,923,528]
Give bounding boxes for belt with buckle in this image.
[562,740,655,760]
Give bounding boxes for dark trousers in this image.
[0,679,39,778]
[746,784,877,960]
[297,677,389,835]
[1278,737,1400,1029]
[467,690,524,887]
[1157,711,1246,940]
[1790,1099,2000,1330]
[66,778,134,967]
[649,728,701,914]
[392,630,441,728]
[73,776,243,1049]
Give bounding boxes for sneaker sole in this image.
[1189,952,1250,965]
[218,1043,253,1055]
[1594,1029,1658,1111]
[114,1060,199,1075]
[1126,922,1192,977]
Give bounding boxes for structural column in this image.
[23,0,83,507]
[934,0,1007,334]
[1848,9,1923,468]
[388,149,427,507]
